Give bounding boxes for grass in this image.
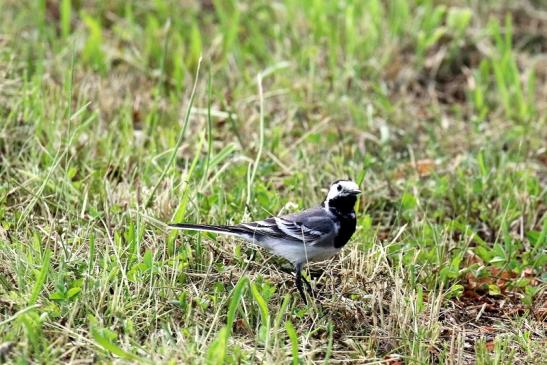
[0,0,546,363]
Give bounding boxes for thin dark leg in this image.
[295,264,307,304]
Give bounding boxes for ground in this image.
[0,0,546,364]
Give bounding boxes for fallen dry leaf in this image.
[479,326,496,334]
[465,251,484,266]
[393,159,437,179]
[415,159,435,176]
[384,354,404,365]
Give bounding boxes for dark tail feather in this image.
[168,223,249,237]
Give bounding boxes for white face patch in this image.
[324,180,361,209]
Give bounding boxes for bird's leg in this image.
[295,264,307,305]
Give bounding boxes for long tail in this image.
[168,223,250,238]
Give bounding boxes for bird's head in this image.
[323,179,361,213]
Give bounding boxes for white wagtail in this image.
[169,179,361,303]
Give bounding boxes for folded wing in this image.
[237,207,335,245]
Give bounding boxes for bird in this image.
[169,179,361,303]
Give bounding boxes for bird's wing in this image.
[238,207,335,244]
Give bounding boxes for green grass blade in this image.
[145,57,203,207]
[60,0,71,38]
[285,320,299,365]
[29,249,51,305]
[92,328,148,363]
[227,277,248,333]
[206,326,228,365]
[250,282,270,348]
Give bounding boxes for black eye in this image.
[337,185,342,191]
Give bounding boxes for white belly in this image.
[258,238,340,265]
